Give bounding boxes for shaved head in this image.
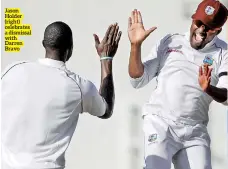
[43,21,73,62]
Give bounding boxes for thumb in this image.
[145,27,157,38]
[93,34,100,47]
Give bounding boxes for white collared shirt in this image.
[1,58,107,169]
[130,32,228,125]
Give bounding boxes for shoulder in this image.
[214,37,228,54]
[213,37,228,63]
[158,33,186,46]
[1,60,29,79]
[64,70,96,94]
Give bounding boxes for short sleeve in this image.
[130,34,171,89]
[78,78,107,117]
[1,61,27,79]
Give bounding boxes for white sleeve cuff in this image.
[129,74,145,89]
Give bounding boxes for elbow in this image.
[98,99,114,119]
[219,88,228,106]
[129,71,143,79]
[216,95,228,106]
[220,97,228,106]
[98,109,113,119]
[128,64,144,79]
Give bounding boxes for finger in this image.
[138,11,143,24]
[203,64,208,75]
[107,23,116,44]
[207,68,213,79]
[102,24,113,43]
[145,27,157,38]
[128,17,132,28]
[93,34,100,47]
[131,11,135,23]
[205,65,209,74]
[134,9,138,23]
[112,25,119,45]
[208,77,211,83]
[199,66,203,76]
[115,31,122,45]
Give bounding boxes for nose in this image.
[201,24,213,33]
[199,25,207,32]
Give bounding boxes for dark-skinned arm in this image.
[98,60,114,119]
[93,23,122,119]
[205,85,227,103]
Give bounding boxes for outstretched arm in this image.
[128,9,157,78]
[93,23,122,118]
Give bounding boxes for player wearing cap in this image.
[128,0,228,169]
[1,21,121,169]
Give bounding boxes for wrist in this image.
[100,59,112,64]
[100,59,113,66]
[100,56,113,61]
[205,85,211,93]
[101,60,112,75]
[131,43,142,49]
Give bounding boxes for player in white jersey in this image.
[128,0,228,169]
[1,21,121,169]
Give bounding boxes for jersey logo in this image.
[203,55,214,66]
[166,48,184,55]
[148,134,157,143]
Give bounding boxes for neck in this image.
[45,48,65,62]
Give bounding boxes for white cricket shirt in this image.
[130,32,228,125]
[1,58,107,169]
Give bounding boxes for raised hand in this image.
[128,9,157,45]
[198,64,213,91]
[93,23,122,58]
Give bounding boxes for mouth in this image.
[193,32,206,45]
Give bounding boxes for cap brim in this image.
[191,14,196,19]
[191,13,219,30]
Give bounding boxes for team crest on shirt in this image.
[205,6,215,15]
[203,55,214,66]
[148,134,158,143]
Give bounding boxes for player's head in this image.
[42,21,73,62]
[189,0,228,50]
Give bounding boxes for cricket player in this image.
[128,0,228,168]
[1,21,121,169]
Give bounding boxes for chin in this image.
[190,38,205,50]
[190,42,200,50]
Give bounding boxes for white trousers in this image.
[143,114,211,169]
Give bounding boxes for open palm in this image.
[128,9,157,45]
[198,64,213,91]
[93,23,122,58]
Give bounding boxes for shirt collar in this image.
[184,32,218,51]
[38,58,66,69]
